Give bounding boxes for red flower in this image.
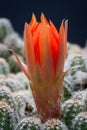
[11,14,68,123]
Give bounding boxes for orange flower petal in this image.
[24,23,36,80]
[45,26,54,79]
[29,13,37,28]
[32,23,41,64]
[40,13,48,24]
[29,14,39,36]
[49,26,59,73]
[31,22,40,36]
[64,20,68,56]
[56,20,68,77]
[50,20,59,41]
[38,14,54,81]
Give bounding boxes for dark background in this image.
[0,0,87,47]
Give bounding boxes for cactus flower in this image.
[10,14,68,123]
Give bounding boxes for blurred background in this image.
[0,0,87,47]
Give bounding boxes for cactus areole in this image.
[11,13,68,123]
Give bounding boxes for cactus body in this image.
[4,33,24,55]
[73,90,86,102]
[14,72,30,89]
[0,43,9,58]
[62,81,72,102]
[0,78,24,92]
[72,112,87,130]
[43,119,68,130]
[0,87,19,124]
[0,18,14,42]
[64,54,87,91]
[0,58,10,75]
[0,102,16,130]
[8,55,23,73]
[13,90,37,118]
[62,98,85,128]
[16,117,41,130]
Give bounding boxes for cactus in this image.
[69,54,84,67]
[65,54,85,70]
[62,98,85,128]
[14,72,30,89]
[67,43,85,57]
[0,77,24,92]
[0,43,9,58]
[0,102,15,130]
[12,90,37,118]
[0,74,6,79]
[8,73,15,78]
[8,54,23,73]
[0,18,87,130]
[74,71,87,90]
[73,90,86,102]
[4,33,24,56]
[84,90,87,110]
[64,54,86,78]
[16,117,41,130]
[0,18,14,42]
[43,119,68,130]
[83,58,87,71]
[62,80,72,102]
[64,67,87,92]
[72,112,87,130]
[0,58,10,75]
[0,87,19,123]
[16,118,68,130]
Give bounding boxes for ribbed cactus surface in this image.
[16,117,41,130]
[72,112,87,130]
[0,102,17,130]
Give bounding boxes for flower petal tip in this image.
[62,19,68,28]
[41,13,48,24]
[31,13,37,22]
[24,22,29,29]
